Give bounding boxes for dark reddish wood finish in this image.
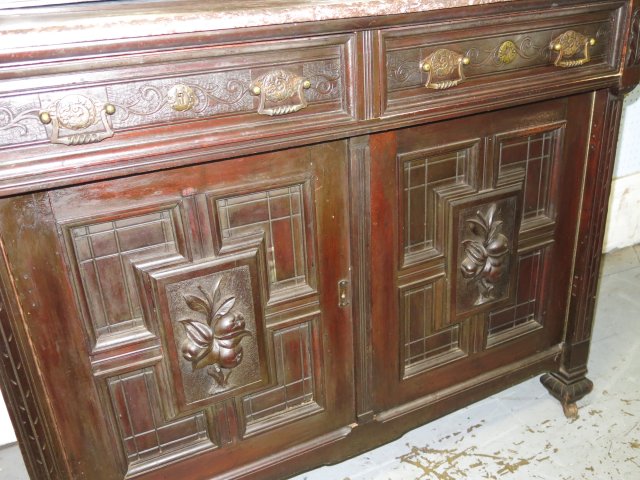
[0,1,638,479]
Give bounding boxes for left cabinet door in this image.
[0,141,354,480]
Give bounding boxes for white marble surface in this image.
[0,0,517,51]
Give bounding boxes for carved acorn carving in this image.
[179,278,251,387]
[461,203,510,304]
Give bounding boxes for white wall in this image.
[0,390,16,446]
[604,85,640,252]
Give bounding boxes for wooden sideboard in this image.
[0,1,639,479]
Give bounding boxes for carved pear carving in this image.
[179,277,252,387]
[460,203,510,305]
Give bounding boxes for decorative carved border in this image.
[0,237,63,479]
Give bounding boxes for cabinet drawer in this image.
[380,3,623,116]
[0,34,355,150]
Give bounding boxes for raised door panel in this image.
[369,95,591,412]
[0,141,353,479]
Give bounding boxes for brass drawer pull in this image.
[39,94,116,146]
[250,69,312,116]
[550,30,596,68]
[421,49,471,90]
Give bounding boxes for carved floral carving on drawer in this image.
[0,98,45,145]
[0,59,343,148]
[465,37,547,67]
[108,71,254,127]
[385,21,611,95]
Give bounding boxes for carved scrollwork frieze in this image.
[627,8,640,67]
[0,99,46,147]
[464,37,547,68]
[0,57,344,149]
[302,60,342,102]
[107,72,253,127]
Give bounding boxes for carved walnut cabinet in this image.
[0,1,638,479]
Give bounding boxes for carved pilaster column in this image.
[0,236,66,479]
[620,0,640,93]
[349,136,373,423]
[541,89,623,419]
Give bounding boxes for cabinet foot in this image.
[561,402,579,419]
[540,372,593,419]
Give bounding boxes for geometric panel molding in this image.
[398,140,478,266]
[494,124,563,226]
[61,203,189,351]
[147,248,270,416]
[486,248,546,348]
[107,368,214,477]
[209,183,316,303]
[448,186,522,321]
[243,319,322,437]
[400,276,469,378]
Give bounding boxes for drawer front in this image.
[0,34,355,150]
[381,3,622,115]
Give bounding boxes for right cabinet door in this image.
[369,95,591,411]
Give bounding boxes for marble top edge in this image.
[1,0,517,51]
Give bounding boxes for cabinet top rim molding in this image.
[2,0,518,49]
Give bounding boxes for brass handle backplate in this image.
[39,94,116,146]
[550,30,596,68]
[421,49,471,90]
[250,70,312,116]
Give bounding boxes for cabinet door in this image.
[369,96,590,412]
[0,141,354,479]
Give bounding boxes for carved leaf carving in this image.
[214,297,235,321]
[184,294,211,317]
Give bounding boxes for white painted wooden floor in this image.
[1,246,639,480]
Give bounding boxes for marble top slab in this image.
[1,0,518,51]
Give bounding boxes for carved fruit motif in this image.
[460,203,510,304]
[179,277,251,387]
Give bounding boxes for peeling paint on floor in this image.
[397,444,535,479]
